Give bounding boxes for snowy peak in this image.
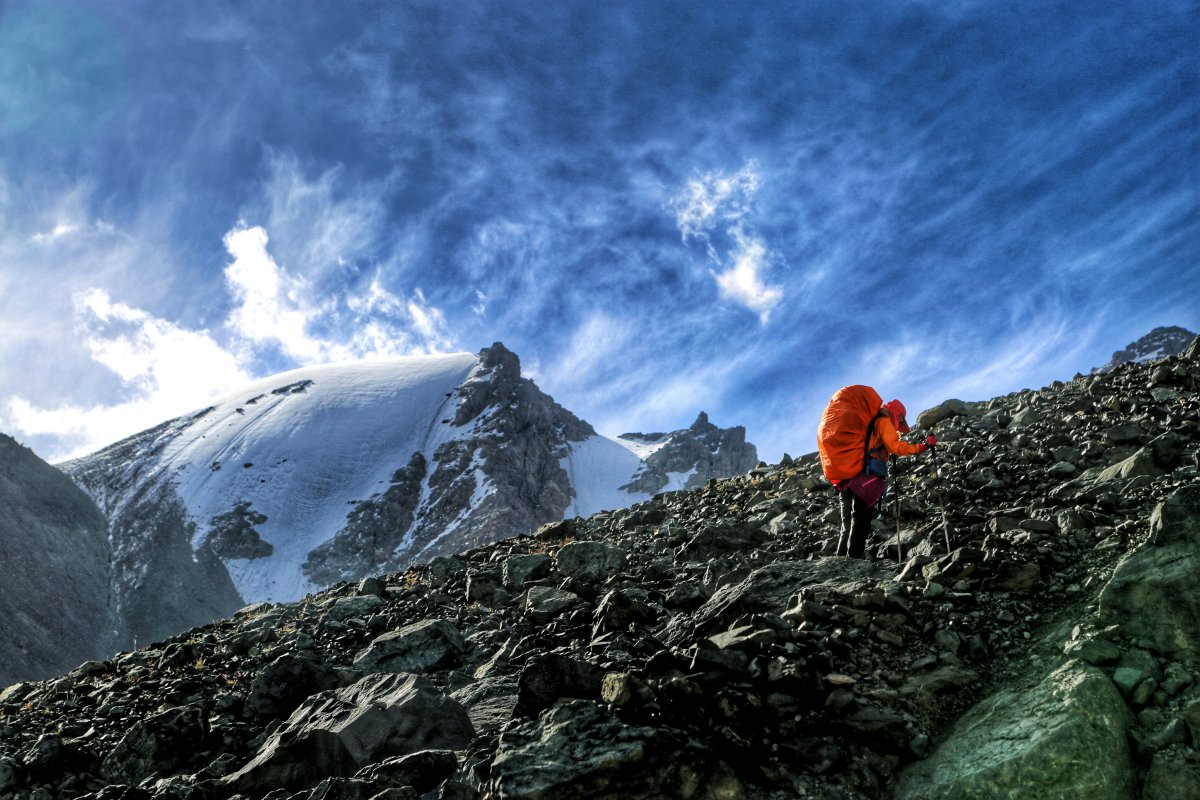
[308,343,598,584]
[63,354,481,609]
[1094,325,1198,373]
[60,345,760,626]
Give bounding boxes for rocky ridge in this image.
[1094,325,1197,373]
[1,339,1199,799]
[619,411,758,495]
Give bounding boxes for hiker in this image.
[816,386,936,559]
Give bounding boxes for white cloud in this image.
[670,161,784,323]
[712,227,783,323]
[7,289,253,458]
[30,222,80,243]
[259,152,385,278]
[223,224,455,361]
[224,225,325,362]
[7,223,458,459]
[672,161,762,244]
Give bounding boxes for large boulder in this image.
[223,673,473,795]
[1099,485,1200,655]
[100,707,208,785]
[893,661,1133,800]
[246,652,337,719]
[670,558,877,644]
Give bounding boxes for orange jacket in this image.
[817,385,923,483]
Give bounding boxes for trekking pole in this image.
[929,445,953,554]
[891,455,902,565]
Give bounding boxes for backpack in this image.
[816,385,887,484]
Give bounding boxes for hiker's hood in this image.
[883,399,909,433]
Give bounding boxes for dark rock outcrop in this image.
[0,435,110,685]
[620,411,759,494]
[1094,325,1198,373]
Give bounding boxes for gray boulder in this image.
[513,653,606,718]
[556,541,626,581]
[523,586,585,624]
[893,661,1133,800]
[246,652,337,719]
[1099,485,1200,655]
[1009,406,1042,428]
[1143,753,1200,800]
[353,619,468,674]
[502,554,552,590]
[676,558,878,644]
[916,399,970,430]
[223,673,473,795]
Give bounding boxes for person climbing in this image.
[816,385,936,559]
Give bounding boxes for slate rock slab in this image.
[223,673,474,795]
[100,707,207,785]
[556,541,627,581]
[489,699,742,800]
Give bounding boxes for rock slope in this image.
[1,340,1198,799]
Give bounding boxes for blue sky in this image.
[0,0,1196,463]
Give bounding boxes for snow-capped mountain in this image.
[1093,325,1197,372]
[60,343,757,624]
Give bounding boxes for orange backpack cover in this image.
[817,385,883,484]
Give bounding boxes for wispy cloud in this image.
[672,162,762,252]
[670,161,784,322]
[255,151,386,280]
[713,227,784,324]
[30,223,80,243]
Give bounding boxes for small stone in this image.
[1062,637,1121,665]
[1131,677,1159,707]
[1111,667,1148,697]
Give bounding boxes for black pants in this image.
[837,488,875,559]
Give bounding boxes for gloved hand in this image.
[917,435,937,453]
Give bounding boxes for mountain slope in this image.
[60,343,757,610]
[1,339,1197,799]
[0,435,110,685]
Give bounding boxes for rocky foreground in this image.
[2,341,1199,800]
